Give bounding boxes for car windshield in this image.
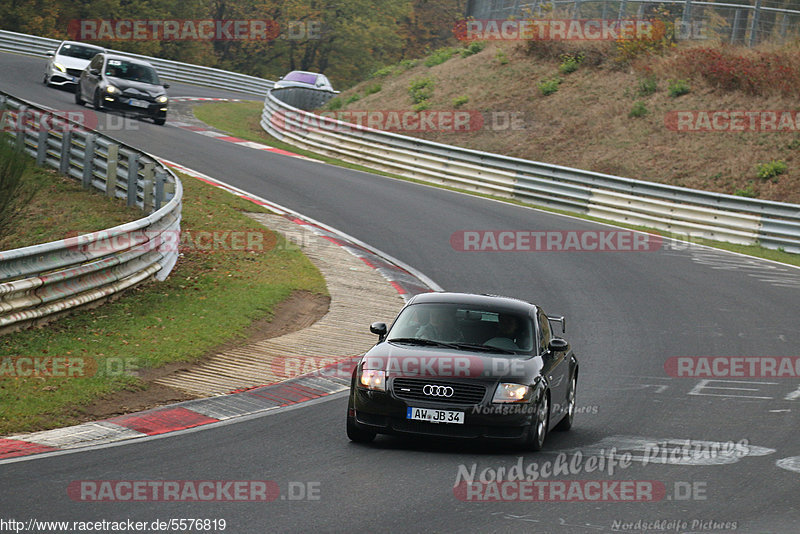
[105,59,160,85]
[386,303,533,353]
[283,72,318,85]
[58,44,102,60]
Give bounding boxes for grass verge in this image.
[193,101,800,269]
[0,165,142,251]
[0,169,326,435]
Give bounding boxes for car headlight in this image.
[156,95,168,103]
[359,369,386,391]
[53,62,66,73]
[492,383,532,403]
[105,85,119,94]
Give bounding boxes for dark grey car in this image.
[75,53,169,125]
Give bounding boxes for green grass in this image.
[0,169,326,434]
[191,101,800,271]
[0,165,143,251]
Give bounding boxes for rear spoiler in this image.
[547,315,566,334]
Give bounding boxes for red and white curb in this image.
[169,96,312,160]
[0,162,437,462]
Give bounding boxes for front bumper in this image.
[47,67,82,86]
[352,385,535,440]
[101,94,167,118]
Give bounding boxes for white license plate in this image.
[407,407,464,424]
[128,99,149,108]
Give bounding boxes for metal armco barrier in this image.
[270,87,337,111]
[0,30,273,95]
[262,90,800,254]
[0,91,182,333]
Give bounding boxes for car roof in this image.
[406,292,537,313]
[100,53,156,67]
[58,41,105,50]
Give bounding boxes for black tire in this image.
[555,375,576,431]
[43,74,49,86]
[153,115,166,126]
[74,85,84,106]
[522,393,549,451]
[93,89,103,110]
[346,396,375,443]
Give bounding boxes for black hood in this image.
[107,77,166,98]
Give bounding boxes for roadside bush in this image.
[629,101,648,118]
[0,136,33,238]
[637,76,657,96]
[452,95,469,108]
[424,47,457,67]
[408,77,435,104]
[667,79,690,97]
[756,160,788,181]
[559,53,584,74]
[460,41,486,57]
[364,84,382,96]
[538,77,563,96]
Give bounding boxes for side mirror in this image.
[370,322,387,341]
[163,83,170,89]
[548,338,569,353]
[278,75,284,80]
[89,68,100,76]
[45,51,55,57]
[547,315,566,334]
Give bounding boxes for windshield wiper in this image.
[388,337,458,349]
[449,342,517,355]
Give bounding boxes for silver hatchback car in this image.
[44,41,105,88]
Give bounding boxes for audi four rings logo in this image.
[423,385,454,397]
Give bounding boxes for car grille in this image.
[66,68,82,77]
[392,378,486,405]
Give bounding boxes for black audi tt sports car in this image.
[346,292,578,450]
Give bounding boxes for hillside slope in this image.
[327,41,800,204]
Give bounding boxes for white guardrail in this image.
[0,29,274,95]
[0,91,182,334]
[262,89,800,254]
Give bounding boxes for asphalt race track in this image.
[1,51,799,533]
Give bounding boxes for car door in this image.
[537,309,569,422]
[81,54,103,100]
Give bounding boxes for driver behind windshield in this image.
[415,307,463,342]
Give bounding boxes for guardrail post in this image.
[127,152,140,207]
[617,0,628,20]
[682,0,693,26]
[105,143,119,198]
[59,128,72,175]
[142,161,155,212]
[155,169,166,211]
[15,106,27,152]
[35,120,48,166]
[730,9,743,45]
[82,133,96,189]
[748,0,761,47]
